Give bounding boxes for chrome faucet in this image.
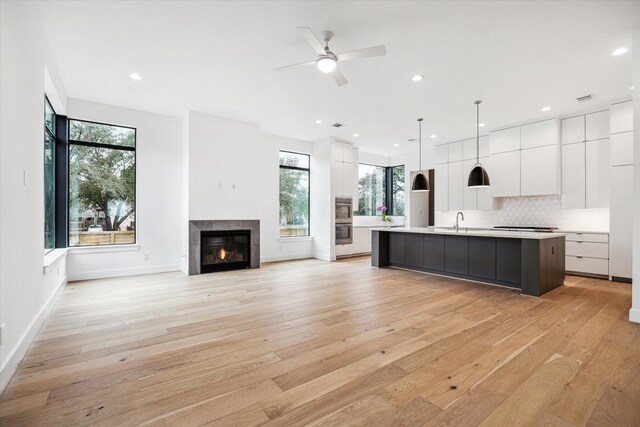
[455,211,464,231]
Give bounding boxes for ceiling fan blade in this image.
[274,60,316,71]
[337,45,386,62]
[332,69,348,86]
[297,27,326,55]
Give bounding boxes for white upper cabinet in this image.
[520,119,558,149]
[332,142,354,164]
[448,161,463,211]
[448,141,463,162]
[489,151,520,197]
[610,132,634,166]
[477,164,494,211]
[462,159,477,210]
[521,145,558,196]
[610,101,633,134]
[463,136,489,160]
[585,110,609,140]
[561,143,586,208]
[342,144,354,164]
[436,145,448,164]
[435,163,449,211]
[462,139,476,160]
[561,115,585,144]
[585,138,609,208]
[490,127,520,154]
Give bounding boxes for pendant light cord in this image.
[418,118,423,172]
[475,100,481,164]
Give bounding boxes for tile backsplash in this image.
[436,195,609,232]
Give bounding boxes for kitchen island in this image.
[372,227,565,296]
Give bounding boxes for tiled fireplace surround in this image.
[189,220,260,275]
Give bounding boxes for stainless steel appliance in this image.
[335,197,353,244]
[335,197,353,224]
[493,226,558,233]
[335,223,353,245]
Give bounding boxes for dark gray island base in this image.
[372,228,565,297]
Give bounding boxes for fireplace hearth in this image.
[201,230,250,273]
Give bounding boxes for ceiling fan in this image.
[275,27,386,87]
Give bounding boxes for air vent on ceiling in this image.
[408,138,416,142]
[577,93,595,102]
[332,123,344,128]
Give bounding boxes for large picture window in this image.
[44,97,55,253]
[279,151,310,237]
[356,163,405,216]
[68,120,136,246]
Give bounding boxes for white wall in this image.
[0,1,68,391]
[187,112,314,263]
[631,27,640,324]
[65,99,184,280]
[310,138,333,261]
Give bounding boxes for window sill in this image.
[43,248,68,274]
[278,236,314,242]
[68,244,141,255]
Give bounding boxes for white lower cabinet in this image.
[564,232,609,277]
[610,165,634,280]
[448,161,462,211]
[521,145,558,196]
[352,227,371,254]
[435,164,449,211]
[489,151,520,197]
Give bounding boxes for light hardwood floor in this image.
[1,257,639,426]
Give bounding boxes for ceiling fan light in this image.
[317,56,337,73]
[468,165,490,188]
[412,172,430,192]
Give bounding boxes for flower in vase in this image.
[376,206,392,223]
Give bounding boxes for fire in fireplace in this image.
[200,230,250,273]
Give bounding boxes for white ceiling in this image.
[40,1,639,156]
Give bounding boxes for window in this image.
[279,151,310,237]
[356,164,386,216]
[68,120,136,246]
[44,97,55,253]
[355,163,405,216]
[390,165,405,216]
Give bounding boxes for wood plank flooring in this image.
[1,257,639,426]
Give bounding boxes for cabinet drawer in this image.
[564,233,609,243]
[566,256,608,276]
[566,241,608,259]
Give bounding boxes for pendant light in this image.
[467,100,490,188]
[411,118,430,192]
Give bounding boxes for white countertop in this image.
[371,226,565,240]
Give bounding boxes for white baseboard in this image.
[67,264,181,282]
[313,252,332,262]
[630,307,640,324]
[261,254,314,263]
[0,275,67,393]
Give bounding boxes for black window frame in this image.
[67,118,137,247]
[44,96,56,254]
[278,150,311,238]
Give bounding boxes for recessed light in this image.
[353,133,359,137]
[130,73,142,80]
[631,86,635,90]
[393,143,399,147]
[479,123,486,128]
[541,106,551,112]
[430,134,437,139]
[612,47,628,56]
[315,119,322,124]
[412,74,424,82]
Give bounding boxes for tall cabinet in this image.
[560,110,610,209]
[609,100,634,281]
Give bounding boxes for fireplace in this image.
[189,220,259,275]
[200,230,250,273]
